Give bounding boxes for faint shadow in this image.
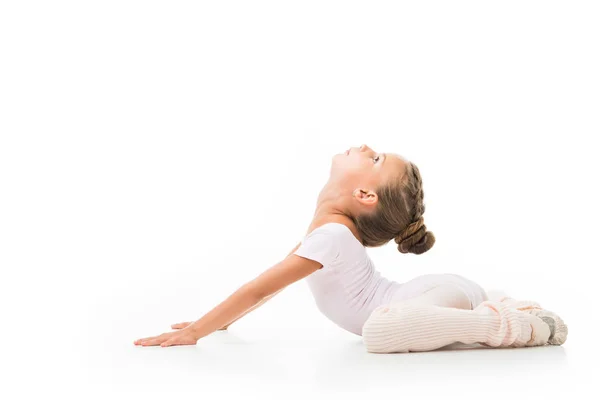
[311,339,568,389]
[123,331,292,382]
[120,331,568,390]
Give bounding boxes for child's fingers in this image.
[136,336,159,345]
[161,336,197,347]
[134,336,158,345]
[140,336,168,346]
[136,333,173,346]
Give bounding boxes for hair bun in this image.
[394,217,436,255]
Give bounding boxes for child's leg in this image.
[392,282,474,309]
[390,273,489,310]
[485,289,568,345]
[362,284,551,353]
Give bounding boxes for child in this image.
[134,144,567,352]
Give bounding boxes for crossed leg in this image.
[362,284,552,353]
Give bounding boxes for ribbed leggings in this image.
[362,282,550,353]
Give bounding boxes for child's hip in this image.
[389,273,489,309]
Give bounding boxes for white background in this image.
[1,1,599,399]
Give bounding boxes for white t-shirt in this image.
[293,222,402,336]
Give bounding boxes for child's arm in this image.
[186,241,321,339]
[172,287,285,331]
[134,241,323,347]
[171,243,302,331]
[217,241,303,329]
[218,287,283,329]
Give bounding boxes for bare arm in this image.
[217,242,302,329]
[171,242,302,331]
[217,288,283,330]
[134,241,322,346]
[187,246,318,340]
[171,288,284,331]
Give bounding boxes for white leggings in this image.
[389,273,489,309]
[362,274,550,353]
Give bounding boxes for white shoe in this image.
[527,309,569,345]
[488,293,568,346]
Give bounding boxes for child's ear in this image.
[352,188,378,207]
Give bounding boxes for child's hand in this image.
[171,321,193,329]
[133,326,200,347]
[171,321,228,331]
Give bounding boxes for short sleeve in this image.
[293,225,340,268]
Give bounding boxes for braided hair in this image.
[350,161,435,255]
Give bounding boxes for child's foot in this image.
[498,297,568,345]
[527,309,568,345]
[487,294,569,346]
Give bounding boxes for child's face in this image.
[330,144,408,193]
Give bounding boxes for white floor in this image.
[4,274,598,400]
[10,306,596,400]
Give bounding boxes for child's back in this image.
[294,222,402,335]
[294,221,489,336]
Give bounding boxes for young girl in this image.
[134,144,568,352]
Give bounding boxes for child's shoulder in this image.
[306,221,348,235]
[305,222,362,246]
